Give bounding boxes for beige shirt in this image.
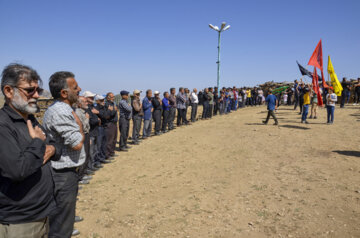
[75,108,90,134]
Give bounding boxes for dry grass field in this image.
[74,104,360,238]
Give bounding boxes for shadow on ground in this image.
[279,124,310,130]
[333,150,360,157]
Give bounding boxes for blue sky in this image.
[0,0,359,95]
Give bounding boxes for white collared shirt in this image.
[190,92,199,104]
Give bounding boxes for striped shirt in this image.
[119,99,132,119]
[176,93,186,109]
[43,101,85,169]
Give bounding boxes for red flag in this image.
[312,67,323,106]
[308,39,329,88]
[308,39,323,70]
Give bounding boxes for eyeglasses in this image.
[15,86,43,97]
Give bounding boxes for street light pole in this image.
[217,31,221,93]
[209,22,230,94]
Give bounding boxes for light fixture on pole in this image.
[208,22,230,93]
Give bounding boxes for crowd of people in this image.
[0,63,358,238]
[0,64,251,238]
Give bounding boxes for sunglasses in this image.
[16,86,43,97]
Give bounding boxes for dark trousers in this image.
[264,110,278,124]
[301,104,309,121]
[299,96,304,113]
[356,91,360,103]
[119,117,130,149]
[293,94,299,109]
[177,108,188,125]
[169,107,176,129]
[340,91,350,107]
[202,102,209,119]
[326,105,335,123]
[162,110,170,131]
[78,133,90,179]
[213,101,219,115]
[105,122,117,157]
[219,101,225,114]
[190,103,198,122]
[96,127,106,161]
[153,110,162,133]
[132,115,142,142]
[89,135,98,168]
[208,104,213,118]
[49,169,79,238]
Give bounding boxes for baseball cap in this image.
[83,91,95,98]
[154,91,160,95]
[94,95,105,101]
[120,90,129,96]
[133,89,142,95]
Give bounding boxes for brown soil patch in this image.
[76,105,360,238]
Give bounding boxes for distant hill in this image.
[40,89,52,98]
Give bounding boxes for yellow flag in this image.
[327,56,343,96]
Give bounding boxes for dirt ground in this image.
[75,104,359,237]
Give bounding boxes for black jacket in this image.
[95,104,109,127]
[151,98,162,111]
[202,92,210,105]
[87,105,100,136]
[0,104,57,223]
[105,101,118,123]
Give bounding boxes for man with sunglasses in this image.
[43,71,85,238]
[0,64,60,238]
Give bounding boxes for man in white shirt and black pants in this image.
[190,88,199,122]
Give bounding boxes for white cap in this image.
[133,89,142,94]
[154,91,160,95]
[94,95,105,101]
[83,91,96,98]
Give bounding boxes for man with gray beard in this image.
[0,64,60,238]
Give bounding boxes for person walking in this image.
[326,87,337,124]
[309,88,318,119]
[293,80,299,109]
[301,85,311,124]
[190,88,199,122]
[131,89,143,145]
[263,89,278,125]
[298,82,305,114]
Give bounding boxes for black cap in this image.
[120,90,129,96]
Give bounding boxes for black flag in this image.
[296,61,322,81]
